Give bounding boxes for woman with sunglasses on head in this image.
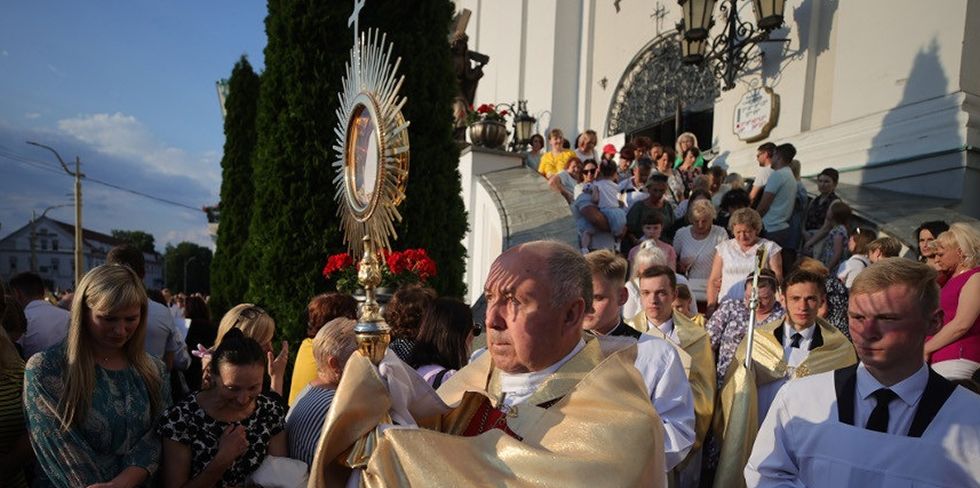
[24,264,171,487]
[406,297,477,388]
[159,328,288,487]
[203,304,288,396]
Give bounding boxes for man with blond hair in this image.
[746,259,980,487]
[583,250,696,472]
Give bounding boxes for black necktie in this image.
[790,333,803,348]
[866,388,898,433]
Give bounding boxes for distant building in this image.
[0,216,165,291]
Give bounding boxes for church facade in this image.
[453,0,980,219]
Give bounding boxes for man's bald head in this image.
[483,241,590,373]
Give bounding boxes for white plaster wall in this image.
[457,147,522,304]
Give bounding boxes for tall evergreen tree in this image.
[210,56,260,319]
[243,0,350,341]
[362,0,467,297]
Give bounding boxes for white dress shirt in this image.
[145,300,190,370]
[18,299,70,358]
[634,334,697,471]
[854,363,929,435]
[647,317,679,345]
[746,365,980,488]
[781,322,816,369]
[498,339,586,409]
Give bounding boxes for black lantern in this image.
[677,0,788,90]
[752,0,786,31]
[498,100,537,152]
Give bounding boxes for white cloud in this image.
[24,112,40,119]
[57,112,220,188]
[164,226,214,249]
[1,50,8,57]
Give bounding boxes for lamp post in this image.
[30,204,71,273]
[497,100,538,152]
[27,141,85,287]
[183,255,198,294]
[676,0,788,90]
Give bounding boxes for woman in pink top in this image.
[924,223,980,383]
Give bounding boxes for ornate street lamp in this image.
[677,0,788,90]
[496,100,538,152]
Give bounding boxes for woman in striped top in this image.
[0,292,30,488]
[285,317,358,468]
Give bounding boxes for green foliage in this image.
[164,242,212,294]
[361,0,468,297]
[210,56,261,320]
[110,230,156,254]
[242,0,351,342]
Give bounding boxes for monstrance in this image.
[334,0,410,365]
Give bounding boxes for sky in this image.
[0,2,269,250]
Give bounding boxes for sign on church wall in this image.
[733,87,779,142]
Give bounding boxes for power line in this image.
[0,152,204,212]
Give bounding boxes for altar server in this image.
[745,259,980,488]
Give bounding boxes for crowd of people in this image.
[0,134,978,486]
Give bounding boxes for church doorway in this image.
[606,32,719,154]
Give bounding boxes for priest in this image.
[745,259,980,487]
[309,241,666,487]
[713,270,856,488]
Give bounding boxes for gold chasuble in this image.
[309,335,665,487]
[712,317,856,488]
[627,311,716,455]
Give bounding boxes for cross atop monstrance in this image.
[333,0,411,365]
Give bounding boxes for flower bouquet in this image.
[465,103,509,125]
[322,248,438,294]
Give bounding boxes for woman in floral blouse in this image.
[704,269,786,386]
[24,264,170,487]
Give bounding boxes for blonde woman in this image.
[925,223,980,382]
[706,208,783,315]
[24,264,170,487]
[673,132,705,169]
[286,317,358,467]
[204,303,289,396]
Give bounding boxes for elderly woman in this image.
[925,223,980,382]
[25,265,170,487]
[623,245,699,320]
[672,199,729,304]
[286,317,357,467]
[207,303,288,396]
[288,292,358,405]
[706,208,783,314]
[673,132,705,169]
[704,269,785,386]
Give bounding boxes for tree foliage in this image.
[111,230,156,254]
[242,0,351,342]
[210,56,260,319]
[164,242,212,294]
[361,0,467,297]
[243,0,467,342]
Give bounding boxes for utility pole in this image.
[27,141,84,287]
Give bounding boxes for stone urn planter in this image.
[468,120,508,149]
